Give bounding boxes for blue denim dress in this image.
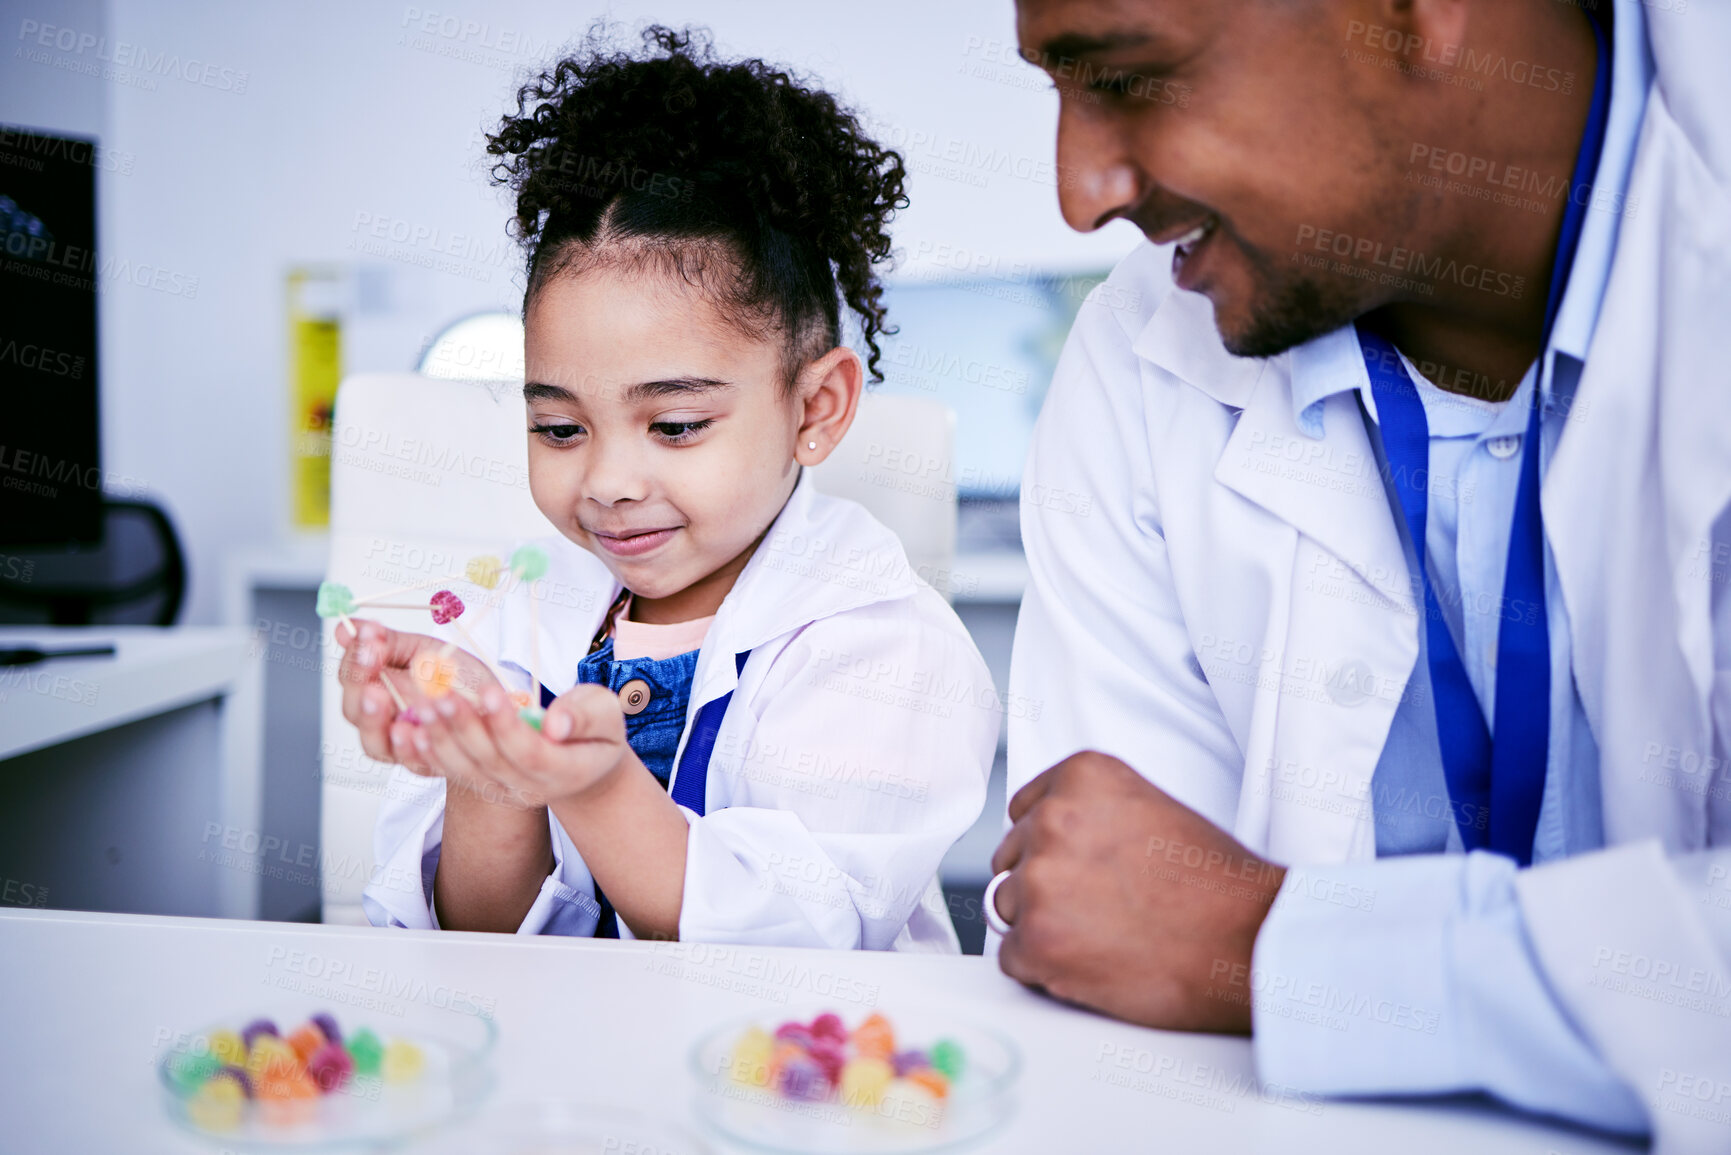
[573,637,699,787]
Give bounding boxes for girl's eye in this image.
[650,418,713,444]
[530,423,584,445]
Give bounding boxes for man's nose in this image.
[1055,101,1142,233]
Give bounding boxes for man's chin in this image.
[1209,277,1366,361]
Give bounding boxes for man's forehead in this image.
[1014,0,1200,58]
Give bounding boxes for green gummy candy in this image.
[167,1051,222,1096]
[930,1038,965,1080]
[316,581,356,619]
[519,706,544,731]
[346,1028,384,1076]
[509,545,548,582]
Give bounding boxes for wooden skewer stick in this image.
[528,577,544,716]
[377,668,412,714]
[351,575,461,607]
[433,634,511,698]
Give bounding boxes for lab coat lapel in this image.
[667,471,923,790]
[1136,289,1416,862]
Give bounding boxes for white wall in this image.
[6,0,1140,623]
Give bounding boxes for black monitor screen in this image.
[0,125,102,546]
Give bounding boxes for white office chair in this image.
[318,372,956,924]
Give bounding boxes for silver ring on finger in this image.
[983,869,1014,937]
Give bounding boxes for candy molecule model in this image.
[315,545,554,728]
[164,1013,424,1133]
[726,1012,964,1117]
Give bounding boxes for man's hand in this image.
[990,751,1286,1034]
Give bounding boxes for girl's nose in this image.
[580,437,651,507]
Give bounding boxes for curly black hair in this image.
[487,23,907,384]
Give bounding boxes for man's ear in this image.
[792,347,865,467]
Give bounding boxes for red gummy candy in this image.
[810,1013,846,1043]
[430,590,464,625]
[808,1039,846,1083]
[306,1042,353,1093]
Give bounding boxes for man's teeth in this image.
[1174,219,1214,249]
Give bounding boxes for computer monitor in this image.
[0,125,102,546]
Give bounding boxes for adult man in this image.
[990,0,1731,1146]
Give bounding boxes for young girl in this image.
[338,26,996,951]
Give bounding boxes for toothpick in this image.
[434,633,510,699]
[351,575,457,607]
[378,668,411,714]
[528,579,544,714]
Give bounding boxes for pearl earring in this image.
[807,441,817,450]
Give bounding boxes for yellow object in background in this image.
[288,267,344,529]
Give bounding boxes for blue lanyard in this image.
[1355,13,1610,865]
[669,649,751,817]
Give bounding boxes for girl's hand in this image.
[335,620,497,769]
[405,683,637,810]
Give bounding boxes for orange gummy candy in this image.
[256,1067,318,1125]
[852,1013,895,1059]
[286,1024,325,1064]
[906,1067,950,1099]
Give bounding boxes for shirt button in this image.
[618,679,652,715]
[1486,435,1521,460]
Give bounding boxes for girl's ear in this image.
[792,347,864,467]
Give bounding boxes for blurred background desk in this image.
[0,627,264,920]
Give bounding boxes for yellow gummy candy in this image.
[207,1029,246,1067]
[729,1027,774,1087]
[465,555,503,590]
[839,1057,894,1109]
[246,1034,299,1081]
[381,1039,423,1084]
[187,1076,245,1131]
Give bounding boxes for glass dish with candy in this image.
[156,1004,494,1148]
[690,1008,1019,1154]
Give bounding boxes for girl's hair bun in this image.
[489,23,908,383]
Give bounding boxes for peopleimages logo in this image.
[16,19,250,93]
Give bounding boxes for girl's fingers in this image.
[542,685,626,745]
[433,694,503,775]
[418,706,491,789]
[353,684,399,763]
[388,719,433,775]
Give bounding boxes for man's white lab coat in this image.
[1008,2,1731,1147]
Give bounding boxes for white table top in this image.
[0,626,255,760]
[0,909,1637,1154]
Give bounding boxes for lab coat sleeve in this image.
[360,765,606,936]
[1007,272,1243,828]
[679,594,996,951]
[1253,848,1702,1140]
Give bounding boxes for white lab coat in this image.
[1008,3,1731,1147]
[365,471,996,951]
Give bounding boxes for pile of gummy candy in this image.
[727,1012,963,1111]
[163,1012,424,1131]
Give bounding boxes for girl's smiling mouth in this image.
[589,525,680,558]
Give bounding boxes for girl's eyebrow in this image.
[523,377,735,405]
[624,376,735,403]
